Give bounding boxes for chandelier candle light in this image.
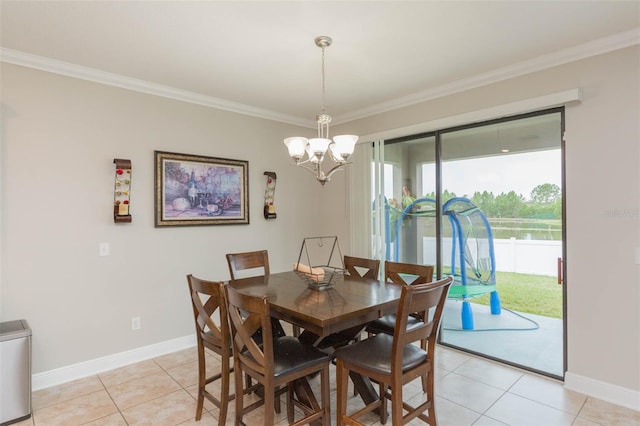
[284,36,358,186]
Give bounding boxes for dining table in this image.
[228,270,403,422]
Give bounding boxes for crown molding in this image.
[0,48,313,128]
[2,28,638,127]
[336,28,640,125]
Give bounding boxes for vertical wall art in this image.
[113,158,132,223]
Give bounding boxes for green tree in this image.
[495,191,524,218]
[441,189,457,205]
[421,190,457,205]
[471,190,496,217]
[530,183,560,203]
[552,198,562,219]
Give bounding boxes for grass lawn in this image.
[470,271,563,319]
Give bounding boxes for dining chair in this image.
[344,255,380,280]
[225,284,332,426]
[366,261,435,334]
[317,255,380,349]
[225,249,289,414]
[334,275,453,425]
[226,250,288,337]
[300,255,381,356]
[365,261,435,391]
[226,249,270,279]
[186,274,233,425]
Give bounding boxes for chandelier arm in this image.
[292,163,324,177]
[323,162,352,180]
[294,158,313,166]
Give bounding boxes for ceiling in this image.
[1,1,639,129]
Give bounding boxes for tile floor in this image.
[15,344,640,426]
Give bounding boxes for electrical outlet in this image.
[131,317,141,330]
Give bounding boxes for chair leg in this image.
[195,345,205,421]
[390,382,404,426]
[427,369,436,426]
[245,374,252,391]
[264,381,275,426]
[234,362,244,426]
[286,384,295,423]
[321,365,331,426]
[274,386,281,414]
[336,359,349,426]
[195,390,204,421]
[379,383,388,424]
[420,339,428,392]
[218,355,230,426]
[352,331,360,396]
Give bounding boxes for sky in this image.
[423,150,561,201]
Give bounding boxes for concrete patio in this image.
[440,300,564,378]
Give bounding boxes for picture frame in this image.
[154,151,249,227]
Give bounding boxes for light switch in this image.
[99,242,110,257]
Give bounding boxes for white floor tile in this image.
[509,373,587,414]
[485,392,575,426]
[438,373,505,413]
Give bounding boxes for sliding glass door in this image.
[368,109,565,378]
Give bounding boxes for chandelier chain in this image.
[321,44,326,114]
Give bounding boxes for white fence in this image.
[493,238,562,277]
[418,237,562,277]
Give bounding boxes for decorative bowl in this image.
[295,266,344,291]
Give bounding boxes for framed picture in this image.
[154,151,249,227]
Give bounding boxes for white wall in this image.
[336,46,640,406]
[2,45,638,410]
[0,63,350,375]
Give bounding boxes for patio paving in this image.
[439,300,564,378]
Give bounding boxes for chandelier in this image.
[283,36,358,186]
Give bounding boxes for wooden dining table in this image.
[228,270,403,420]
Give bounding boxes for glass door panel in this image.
[438,112,564,378]
[379,135,438,277]
[367,110,565,378]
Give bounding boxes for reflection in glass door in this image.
[376,135,439,278]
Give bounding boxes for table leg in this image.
[350,371,386,420]
[292,377,323,426]
[349,371,377,404]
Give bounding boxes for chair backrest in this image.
[344,256,380,280]
[186,274,229,352]
[391,276,453,366]
[226,250,270,280]
[384,261,434,286]
[225,284,274,378]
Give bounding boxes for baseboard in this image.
[564,372,640,411]
[32,335,196,391]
